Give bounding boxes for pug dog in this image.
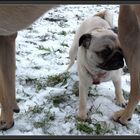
[67,10,126,120]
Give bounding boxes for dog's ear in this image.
[79,34,92,49]
[111,27,118,34]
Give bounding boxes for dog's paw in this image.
[0,121,14,131]
[77,111,88,121]
[0,109,15,130]
[0,118,14,131]
[115,97,127,108]
[112,109,131,125]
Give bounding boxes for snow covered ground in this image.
[1,4,140,135]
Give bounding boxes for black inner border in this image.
[0,0,139,4]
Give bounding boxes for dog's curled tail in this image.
[94,10,113,28]
[66,46,77,71]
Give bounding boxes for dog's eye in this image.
[102,47,112,56]
[95,47,112,58]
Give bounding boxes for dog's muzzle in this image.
[97,49,124,71]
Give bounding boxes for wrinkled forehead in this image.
[101,35,118,43]
[91,29,117,37]
[89,34,120,52]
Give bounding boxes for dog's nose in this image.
[114,51,124,62]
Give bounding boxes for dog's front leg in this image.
[0,33,19,130]
[77,81,90,120]
[77,63,92,121]
[113,59,140,125]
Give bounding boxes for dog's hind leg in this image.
[0,33,19,130]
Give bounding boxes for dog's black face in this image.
[96,47,124,71]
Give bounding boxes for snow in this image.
[1,4,140,135]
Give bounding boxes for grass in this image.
[72,81,79,96]
[72,82,98,97]
[16,98,26,103]
[64,115,73,123]
[24,72,70,93]
[76,120,112,135]
[34,120,46,128]
[25,77,47,93]
[46,72,70,87]
[52,95,67,107]
[71,30,76,34]
[44,110,55,121]
[29,105,44,114]
[93,122,112,135]
[38,45,53,54]
[92,104,103,116]
[34,110,55,129]
[58,31,67,36]
[88,86,98,97]
[60,42,69,47]
[72,82,99,97]
[35,82,45,93]
[94,123,102,135]
[32,66,41,70]
[76,122,94,134]
[25,77,38,85]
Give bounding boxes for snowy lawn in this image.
[1,5,140,135]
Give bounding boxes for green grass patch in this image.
[72,81,79,96]
[30,105,44,114]
[93,122,112,135]
[64,115,73,122]
[38,45,55,55]
[94,123,102,135]
[47,72,70,87]
[25,77,38,85]
[58,31,67,36]
[34,120,46,128]
[25,72,70,92]
[52,95,67,107]
[25,77,47,92]
[60,42,69,47]
[34,111,55,129]
[35,82,45,93]
[71,30,76,34]
[32,66,41,70]
[76,122,93,134]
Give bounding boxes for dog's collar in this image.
[84,66,107,85]
[92,72,107,85]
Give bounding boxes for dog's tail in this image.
[66,41,78,71]
[94,10,113,28]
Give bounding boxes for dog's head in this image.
[79,32,124,71]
